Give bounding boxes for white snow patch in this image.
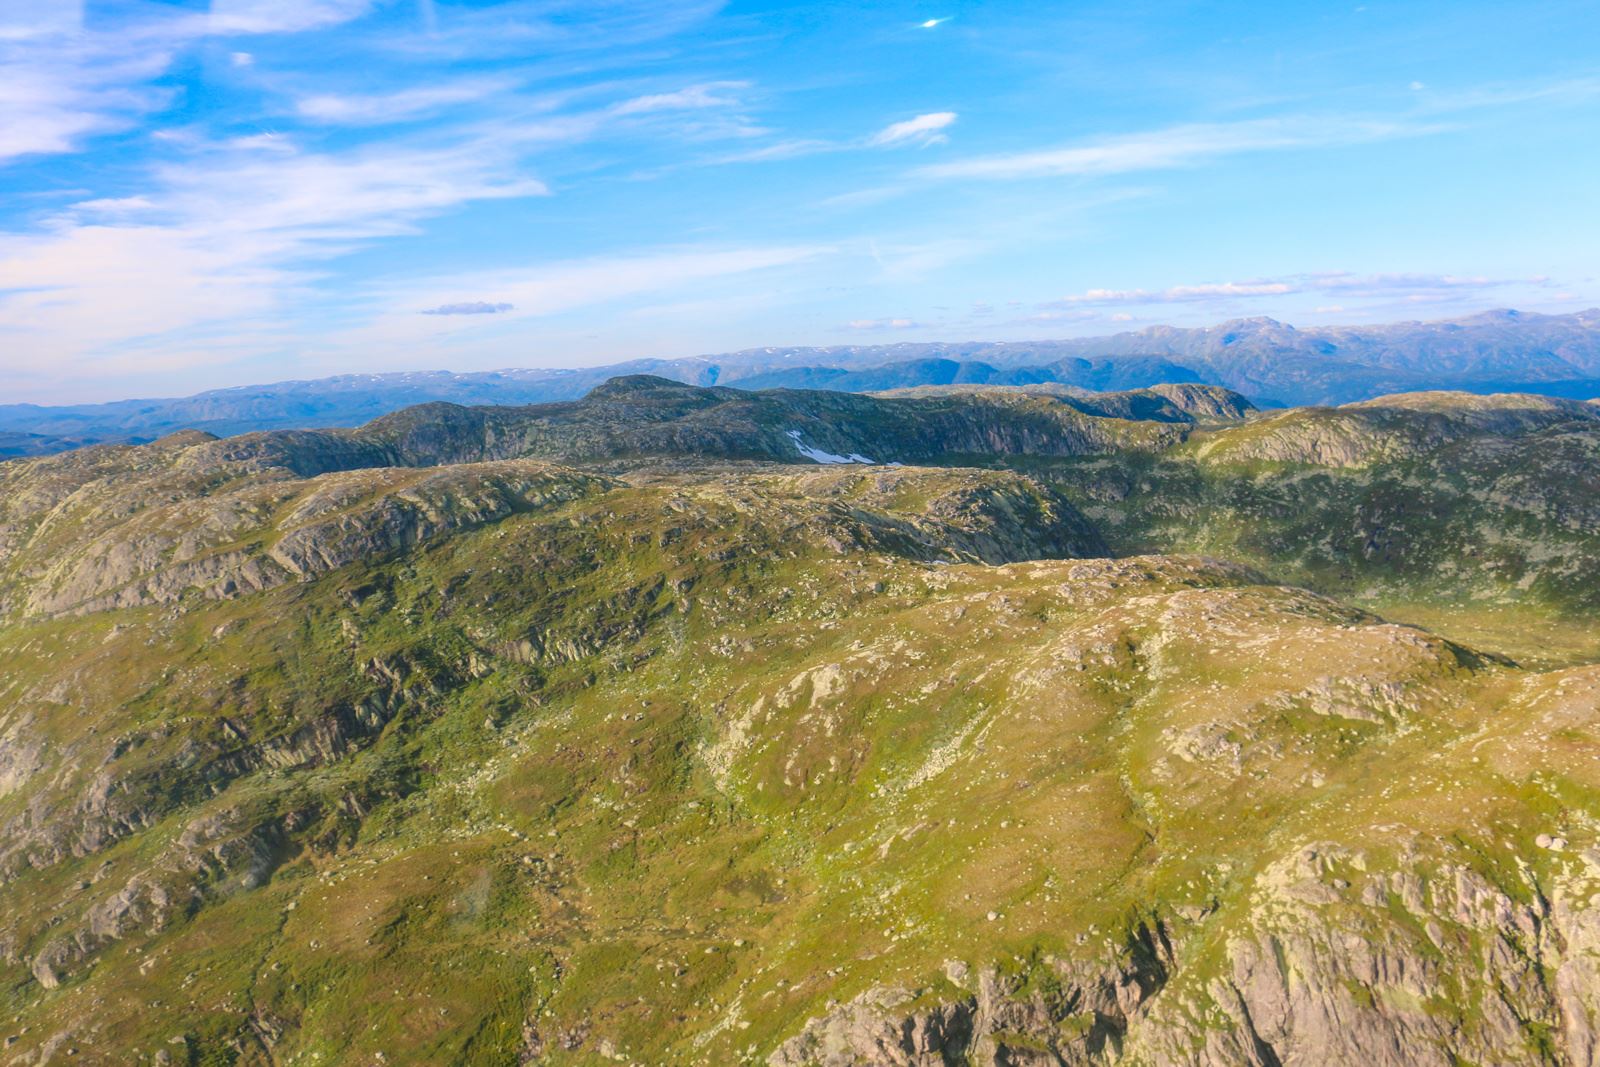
[786,429,875,465]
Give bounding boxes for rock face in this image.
[871,382,1258,427]
[1194,390,1600,468]
[773,838,1600,1066]
[0,459,613,617]
[773,925,1173,1067]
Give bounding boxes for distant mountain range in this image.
[5,307,1599,456]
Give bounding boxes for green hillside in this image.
[2,382,1600,1065]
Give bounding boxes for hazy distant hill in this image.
[727,354,1207,394]
[0,360,722,442]
[719,308,1600,404]
[4,308,1598,455]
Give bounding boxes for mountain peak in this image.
[1216,316,1291,331]
[583,374,704,399]
[1455,307,1531,324]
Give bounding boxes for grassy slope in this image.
[4,391,1600,1063]
[1,462,1597,1064]
[988,411,1600,667]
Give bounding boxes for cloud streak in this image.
[870,111,957,148]
[0,0,388,169]
[389,244,832,322]
[296,76,523,125]
[612,81,747,116]
[916,117,1442,181]
[1040,272,1543,309]
[206,0,377,36]
[422,301,515,315]
[0,34,174,165]
[0,134,550,380]
[845,317,919,330]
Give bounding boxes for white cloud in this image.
[390,0,726,57]
[612,81,746,116]
[296,77,521,125]
[422,302,515,316]
[870,111,957,148]
[289,242,838,375]
[0,35,175,165]
[846,317,919,330]
[205,0,376,36]
[1414,75,1600,115]
[711,139,836,164]
[0,0,385,169]
[1310,272,1508,295]
[1047,281,1295,306]
[916,117,1435,181]
[0,137,549,378]
[1015,309,1101,324]
[69,196,157,213]
[0,0,759,398]
[1041,272,1532,309]
[0,1,83,41]
[392,245,831,322]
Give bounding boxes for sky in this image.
[1,1,1598,403]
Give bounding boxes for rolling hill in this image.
[3,382,1600,1063]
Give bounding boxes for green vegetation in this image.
[1,382,1599,1064]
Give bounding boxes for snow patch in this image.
[786,429,875,465]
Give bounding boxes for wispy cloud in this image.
[0,2,762,392]
[0,32,174,165]
[1041,272,1543,309]
[1412,74,1600,115]
[394,244,832,322]
[0,136,549,374]
[0,0,385,169]
[845,317,920,330]
[1045,281,1295,306]
[916,117,1440,181]
[612,81,747,116]
[709,110,957,167]
[710,138,835,164]
[870,111,957,148]
[206,0,377,35]
[296,76,522,125]
[422,301,515,315]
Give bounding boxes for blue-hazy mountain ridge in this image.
[5,308,1599,456]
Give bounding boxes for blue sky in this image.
[1,0,1597,402]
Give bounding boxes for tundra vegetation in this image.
[2,376,1600,1065]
